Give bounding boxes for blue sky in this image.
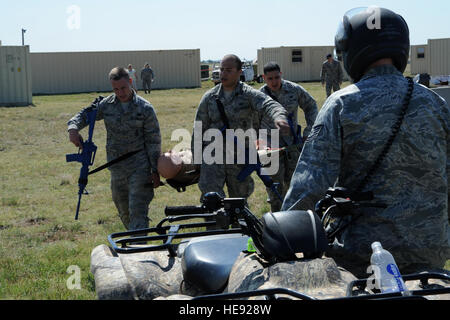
[1,0,449,60]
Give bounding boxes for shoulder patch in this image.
[306,124,324,142]
[104,94,116,104]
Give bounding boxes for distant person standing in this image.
[127,64,139,92]
[141,63,155,94]
[321,54,343,97]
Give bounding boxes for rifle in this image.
[214,98,283,202]
[263,86,303,146]
[236,146,283,202]
[66,96,103,220]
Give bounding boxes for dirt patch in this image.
[39,224,86,243]
[25,217,47,226]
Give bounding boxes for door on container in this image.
[311,49,325,81]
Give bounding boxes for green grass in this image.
[0,79,448,299]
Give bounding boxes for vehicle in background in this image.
[253,61,264,83]
[240,61,255,83]
[201,64,210,81]
[211,66,221,85]
[211,60,256,85]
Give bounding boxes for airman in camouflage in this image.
[283,7,450,277]
[68,66,161,231]
[321,54,344,97]
[191,54,289,202]
[256,62,318,212]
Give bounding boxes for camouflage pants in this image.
[326,81,341,97]
[110,170,154,231]
[142,78,152,94]
[198,163,254,202]
[266,145,301,212]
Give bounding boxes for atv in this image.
[91,192,450,300]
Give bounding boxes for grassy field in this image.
[0,79,448,299]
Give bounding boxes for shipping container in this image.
[256,46,349,82]
[30,49,201,94]
[428,38,450,76]
[0,45,32,106]
[410,44,429,75]
[410,38,450,76]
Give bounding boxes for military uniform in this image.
[282,65,450,277]
[257,80,318,212]
[68,92,161,230]
[321,59,344,97]
[192,81,288,202]
[141,67,154,94]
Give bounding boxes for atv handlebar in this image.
[164,205,208,216]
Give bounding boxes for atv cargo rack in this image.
[192,272,450,300]
[108,194,257,256]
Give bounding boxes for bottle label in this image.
[247,238,257,253]
[386,264,405,292]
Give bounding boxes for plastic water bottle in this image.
[370,241,409,294]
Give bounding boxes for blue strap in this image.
[287,112,303,146]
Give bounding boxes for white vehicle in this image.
[211,66,221,85]
[211,61,255,85]
[240,61,255,83]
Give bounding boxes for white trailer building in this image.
[0,43,33,106]
[30,48,201,94]
[257,45,349,82]
[410,38,450,76]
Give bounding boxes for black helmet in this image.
[260,210,328,262]
[334,7,410,82]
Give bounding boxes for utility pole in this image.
[21,28,26,46]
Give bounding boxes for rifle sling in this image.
[215,97,230,130]
[88,148,144,175]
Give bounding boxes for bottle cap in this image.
[371,241,382,251]
[247,238,257,253]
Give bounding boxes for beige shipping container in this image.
[0,45,32,106]
[410,44,429,75]
[257,46,349,82]
[428,38,450,76]
[30,49,201,94]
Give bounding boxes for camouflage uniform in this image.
[141,67,154,94]
[321,59,344,97]
[257,80,318,212]
[192,81,288,202]
[68,92,161,230]
[282,65,450,277]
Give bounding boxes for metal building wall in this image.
[30,49,201,94]
[256,49,262,76]
[257,46,348,82]
[257,47,283,77]
[0,45,32,106]
[410,45,429,75]
[429,38,450,76]
[281,46,313,82]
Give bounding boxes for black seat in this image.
[181,234,249,293]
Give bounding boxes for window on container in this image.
[417,47,425,59]
[292,50,303,62]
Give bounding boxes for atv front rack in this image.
[192,272,450,300]
[108,213,243,255]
